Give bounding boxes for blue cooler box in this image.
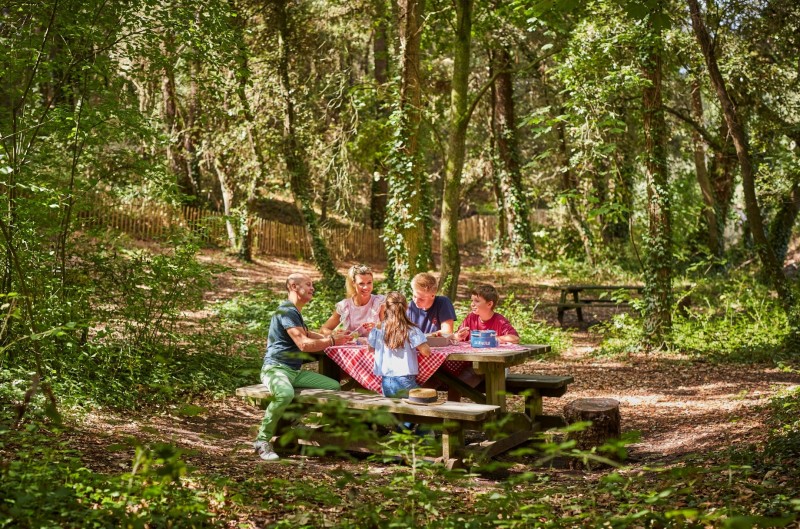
[470,330,497,348]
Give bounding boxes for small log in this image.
[563,398,621,468]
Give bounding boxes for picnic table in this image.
[324,342,550,412]
[324,342,555,459]
[556,284,643,326]
[240,342,566,466]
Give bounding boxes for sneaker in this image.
[253,440,279,461]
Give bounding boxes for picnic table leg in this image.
[558,290,567,326]
[572,290,584,322]
[441,421,464,462]
[318,355,342,381]
[482,363,507,412]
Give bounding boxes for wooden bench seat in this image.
[237,385,499,463]
[503,374,575,427]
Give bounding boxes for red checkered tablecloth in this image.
[324,342,529,394]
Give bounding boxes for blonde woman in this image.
[320,264,385,336]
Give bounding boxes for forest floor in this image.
[66,250,800,513]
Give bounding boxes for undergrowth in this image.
[594,273,796,363]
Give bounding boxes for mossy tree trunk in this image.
[641,17,672,347]
[384,0,428,289]
[274,0,343,291]
[491,46,535,264]
[369,0,390,230]
[689,0,800,344]
[439,0,472,300]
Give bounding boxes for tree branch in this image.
[662,104,725,152]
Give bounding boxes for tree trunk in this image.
[488,62,507,246]
[690,78,723,258]
[688,0,800,340]
[538,64,594,263]
[490,46,535,264]
[641,19,673,346]
[160,34,192,201]
[439,0,472,300]
[214,155,238,249]
[369,0,389,229]
[769,179,800,266]
[274,0,343,290]
[606,104,636,242]
[232,10,268,262]
[384,0,428,287]
[184,52,202,199]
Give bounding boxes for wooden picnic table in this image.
[429,344,550,412]
[557,284,643,326]
[320,343,552,460]
[243,343,562,466]
[321,342,550,412]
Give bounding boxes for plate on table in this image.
[427,335,455,348]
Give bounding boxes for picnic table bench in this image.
[556,284,643,326]
[236,385,499,467]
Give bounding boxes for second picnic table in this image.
[557,284,643,326]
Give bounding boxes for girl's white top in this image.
[368,325,426,377]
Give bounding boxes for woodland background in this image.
[2,0,800,527]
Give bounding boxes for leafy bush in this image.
[596,274,792,361]
[0,420,227,528]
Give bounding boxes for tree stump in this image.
[563,398,621,469]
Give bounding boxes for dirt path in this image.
[71,254,800,482]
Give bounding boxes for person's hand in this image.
[456,327,470,341]
[332,330,351,345]
[361,321,376,333]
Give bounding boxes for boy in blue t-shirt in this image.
[406,272,456,335]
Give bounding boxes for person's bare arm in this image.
[439,320,454,335]
[498,334,520,344]
[319,312,342,336]
[417,343,432,357]
[287,326,349,352]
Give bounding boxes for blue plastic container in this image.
[470,330,497,348]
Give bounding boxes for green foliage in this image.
[763,381,800,463]
[0,420,227,528]
[596,273,794,361]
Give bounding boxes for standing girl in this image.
[368,291,431,399]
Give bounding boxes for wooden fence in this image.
[81,199,549,263]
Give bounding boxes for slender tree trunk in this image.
[369,0,389,229]
[274,0,343,290]
[184,55,201,198]
[538,64,594,263]
[606,104,636,241]
[232,7,267,262]
[161,35,191,201]
[690,78,723,258]
[489,64,507,245]
[769,179,800,265]
[214,155,237,248]
[688,0,799,341]
[641,18,672,346]
[384,0,427,287]
[439,0,472,299]
[491,46,535,264]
